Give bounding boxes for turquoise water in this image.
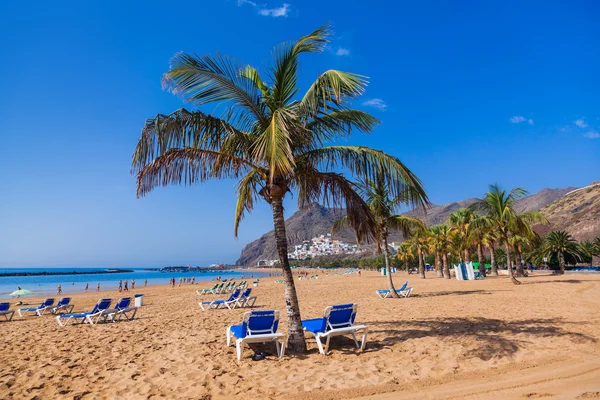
[0,268,270,299]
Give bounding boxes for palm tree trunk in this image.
[464,248,471,262]
[559,251,565,274]
[489,244,498,276]
[418,248,426,279]
[436,251,443,277]
[477,243,486,277]
[515,247,524,277]
[442,253,450,279]
[271,196,307,353]
[505,240,521,285]
[383,232,399,298]
[405,260,410,274]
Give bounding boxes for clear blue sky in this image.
[0,1,598,268]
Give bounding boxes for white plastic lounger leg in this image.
[56,316,64,327]
[245,296,257,307]
[226,328,232,346]
[279,335,287,358]
[314,333,326,355]
[351,332,359,348]
[324,334,331,355]
[236,339,244,361]
[360,327,368,351]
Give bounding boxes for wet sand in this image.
[1,271,599,399]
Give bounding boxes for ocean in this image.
[0,268,271,299]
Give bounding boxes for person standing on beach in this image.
[57,284,62,295]
[97,282,100,292]
[124,280,129,291]
[85,283,89,292]
[131,279,135,289]
[118,280,123,292]
[144,279,147,287]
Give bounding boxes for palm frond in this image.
[270,23,332,107]
[331,216,350,233]
[293,170,376,243]
[132,108,250,173]
[387,215,426,236]
[162,52,267,125]
[301,145,429,208]
[300,70,369,117]
[303,109,379,148]
[136,148,258,198]
[234,169,267,237]
[251,109,295,182]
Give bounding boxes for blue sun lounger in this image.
[302,303,368,355]
[375,281,413,298]
[226,310,287,360]
[199,288,242,311]
[0,302,15,321]
[51,298,74,314]
[56,298,112,326]
[233,288,257,309]
[104,297,138,322]
[17,298,55,317]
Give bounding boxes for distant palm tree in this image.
[482,231,499,275]
[131,25,427,353]
[579,241,595,267]
[396,242,415,273]
[542,231,583,273]
[447,208,476,262]
[470,184,547,284]
[428,224,452,279]
[333,172,427,297]
[468,219,488,277]
[408,230,429,279]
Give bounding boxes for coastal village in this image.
[257,234,363,267]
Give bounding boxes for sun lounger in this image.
[51,298,74,314]
[0,302,15,321]
[226,310,287,360]
[104,297,138,322]
[199,288,242,311]
[302,303,368,355]
[56,298,112,326]
[375,281,413,298]
[197,284,219,295]
[17,298,55,317]
[233,288,257,309]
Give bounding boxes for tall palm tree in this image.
[542,231,583,273]
[131,25,427,353]
[447,208,476,262]
[470,184,547,284]
[428,224,452,279]
[332,172,427,297]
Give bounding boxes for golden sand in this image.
[1,271,599,399]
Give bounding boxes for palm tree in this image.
[470,184,547,284]
[482,231,498,275]
[408,230,429,279]
[542,231,583,273]
[579,241,595,267]
[468,219,489,277]
[447,208,476,262]
[509,234,534,276]
[428,224,452,279]
[332,172,427,297]
[397,242,415,273]
[131,25,427,353]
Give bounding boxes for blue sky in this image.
[0,1,598,268]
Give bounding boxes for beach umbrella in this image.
[10,289,33,297]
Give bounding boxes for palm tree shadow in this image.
[522,279,597,285]
[368,317,596,360]
[415,290,504,298]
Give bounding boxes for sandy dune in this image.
[1,271,599,399]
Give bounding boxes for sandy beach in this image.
[1,271,599,399]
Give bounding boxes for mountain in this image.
[533,183,600,241]
[236,186,582,266]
